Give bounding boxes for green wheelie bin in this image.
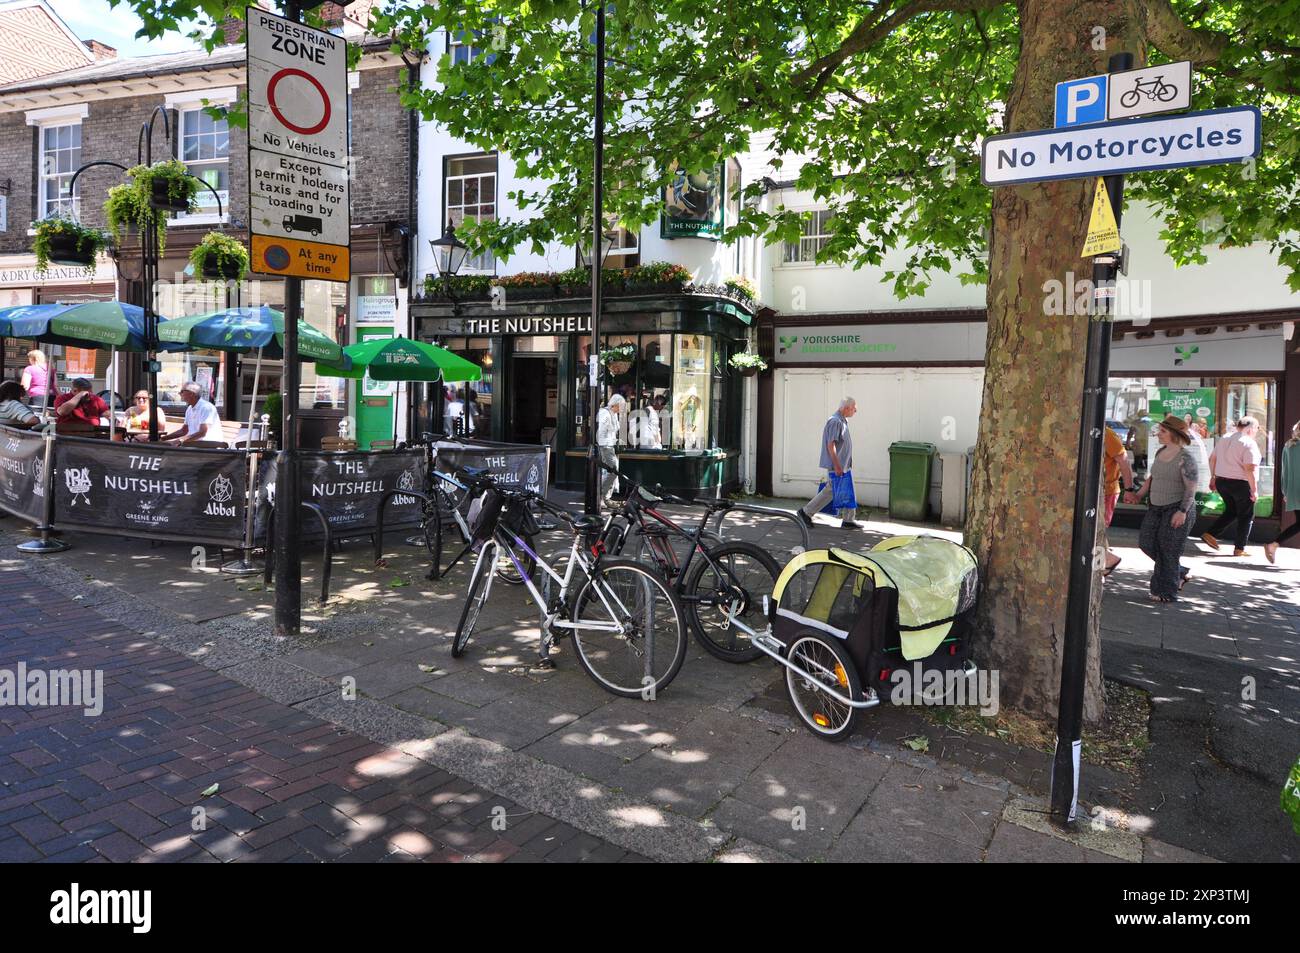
[888,441,937,521]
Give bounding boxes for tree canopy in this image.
[117,0,1300,294]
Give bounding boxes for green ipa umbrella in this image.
[316,337,481,382]
[317,337,481,445]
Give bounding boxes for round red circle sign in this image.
[267,67,331,136]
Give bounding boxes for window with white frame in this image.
[783,208,835,264]
[445,154,496,273]
[605,221,640,268]
[448,25,498,65]
[39,123,81,219]
[177,106,229,214]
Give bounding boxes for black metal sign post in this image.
[1049,50,1133,828]
[583,1,606,515]
[273,0,306,638]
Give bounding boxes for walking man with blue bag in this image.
[797,397,861,530]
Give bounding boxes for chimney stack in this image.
[83,39,117,60]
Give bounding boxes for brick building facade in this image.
[0,25,415,447]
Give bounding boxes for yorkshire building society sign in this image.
[247,7,350,282]
[981,106,1260,186]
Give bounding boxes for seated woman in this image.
[121,390,168,439]
[0,380,39,429]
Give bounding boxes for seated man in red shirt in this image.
[53,378,108,434]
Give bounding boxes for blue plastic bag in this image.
[817,470,858,514]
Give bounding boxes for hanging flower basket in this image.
[133,159,200,215]
[729,352,768,377]
[32,217,111,275]
[150,178,191,212]
[600,343,637,377]
[46,233,96,267]
[190,231,250,281]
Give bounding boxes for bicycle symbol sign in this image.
[1054,60,1192,129]
[1108,61,1191,121]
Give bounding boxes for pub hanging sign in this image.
[661,162,725,240]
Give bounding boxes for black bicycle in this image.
[597,462,780,663]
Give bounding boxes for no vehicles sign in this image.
[247,7,350,281]
[981,106,1260,187]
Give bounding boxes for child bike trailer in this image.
[755,535,979,741]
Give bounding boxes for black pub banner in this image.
[435,438,549,496]
[0,425,49,524]
[258,449,427,540]
[53,438,249,545]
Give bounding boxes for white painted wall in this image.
[773,367,984,507]
[762,186,1297,320]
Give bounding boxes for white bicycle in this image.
[451,482,688,699]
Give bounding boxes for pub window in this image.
[783,208,835,264]
[444,154,497,273]
[177,106,229,215]
[39,123,81,219]
[577,333,716,452]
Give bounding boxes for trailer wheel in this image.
[785,633,860,741]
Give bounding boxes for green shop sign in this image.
[774,322,987,365]
[1149,387,1216,431]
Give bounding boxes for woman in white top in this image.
[596,394,625,505]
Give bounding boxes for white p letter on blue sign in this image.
[1055,75,1108,128]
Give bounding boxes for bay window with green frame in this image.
[575,333,721,452]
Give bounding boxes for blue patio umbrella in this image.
[157,305,349,439]
[0,301,157,351]
[0,301,179,437]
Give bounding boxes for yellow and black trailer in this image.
[753,535,979,740]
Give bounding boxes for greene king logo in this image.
[50,883,151,933]
[205,473,235,517]
[65,466,91,505]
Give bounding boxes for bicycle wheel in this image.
[421,497,444,580]
[497,533,537,585]
[785,632,860,741]
[681,540,779,663]
[1120,89,1139,108]
[569,557,687,699]
[452,543,495,657]
[1156,81,1177,102]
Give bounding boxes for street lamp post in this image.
[584,0,607,515]
[429,224,469,433]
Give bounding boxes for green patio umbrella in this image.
[316,337,482,382]
[317,338,481,446]
[157,306,348,442]
[156,306,344,364]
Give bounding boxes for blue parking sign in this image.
[1055,74,1108,127]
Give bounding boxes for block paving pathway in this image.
[0,572,643,863]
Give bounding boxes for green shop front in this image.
[412,291,754,495]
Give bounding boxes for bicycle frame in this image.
[618,494,743,611]
[485,525,630,662]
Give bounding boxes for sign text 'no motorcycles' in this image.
[981,106,1260,187]
[246,7,350,281]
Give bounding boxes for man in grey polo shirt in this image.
[796,397,861,530]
